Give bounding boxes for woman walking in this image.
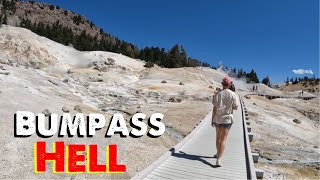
[211,76,238,167]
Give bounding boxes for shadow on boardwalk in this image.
[169,148,219,168]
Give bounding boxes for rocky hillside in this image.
[2,0,134,54]
[279,80,320,94]
[3,0,112,41]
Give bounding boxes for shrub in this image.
[262,76,271,87]
[49,4,55,10]
[144,61,154,68]
[179,82,184,85]
[72,15,83,25]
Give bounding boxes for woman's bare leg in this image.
[217,127,230,159]
[215,127,222,157]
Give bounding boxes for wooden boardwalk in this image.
[133,96,255,179]
[253,93,316,100]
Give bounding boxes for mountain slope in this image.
[1,0,209,69]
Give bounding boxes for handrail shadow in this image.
[169,148,219,168]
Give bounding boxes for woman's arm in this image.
[232,94,238,110]
[211,106,217,127]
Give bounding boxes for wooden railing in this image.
[239,96,257,179]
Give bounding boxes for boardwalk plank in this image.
[155,166,232,179]
[160,161,247,177]
[155,166,242,179]
[162,160,247,174]
[146,173,174,180]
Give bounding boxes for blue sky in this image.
[36,0,319,83]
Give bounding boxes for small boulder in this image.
[100,67,109,72]
[96,78,103,82]
[293,119,301,124]
[107,58,115,65]
[179,82,184,85]
[161,80,167,83]
[253,103,257,105]
[42,109,51,117]
[90,77,103,82]
[313,145,319,148]
[93,67,101,72]
[209,85,213,89]
[62,106,70,113]
[101,108,108,112]
[176,98,182,103]
[168,97,176,102]
[0,72,10,75]
[245,95,251,99]
[74,105,82,113]
[63,79,69,83]
[83,82,90,87]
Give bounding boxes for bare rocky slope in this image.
[279,80,320,94]
[0,26,319,179]
[244,95,320,179]
[4,0,110,41]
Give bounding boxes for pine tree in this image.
[125,44,135,58]
[167,44,182,68]
[0,11,2,26]
[49,4,55,10]
[290,77,294,82]
[180,45,187,67]
[262,76,270,86]
[3,12,7,25]
[237,68,244,78]
[247,69,259,83]
[140,49,146,60]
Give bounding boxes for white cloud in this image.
[292,69,314,75]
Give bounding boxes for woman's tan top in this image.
[212,89,238,124]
